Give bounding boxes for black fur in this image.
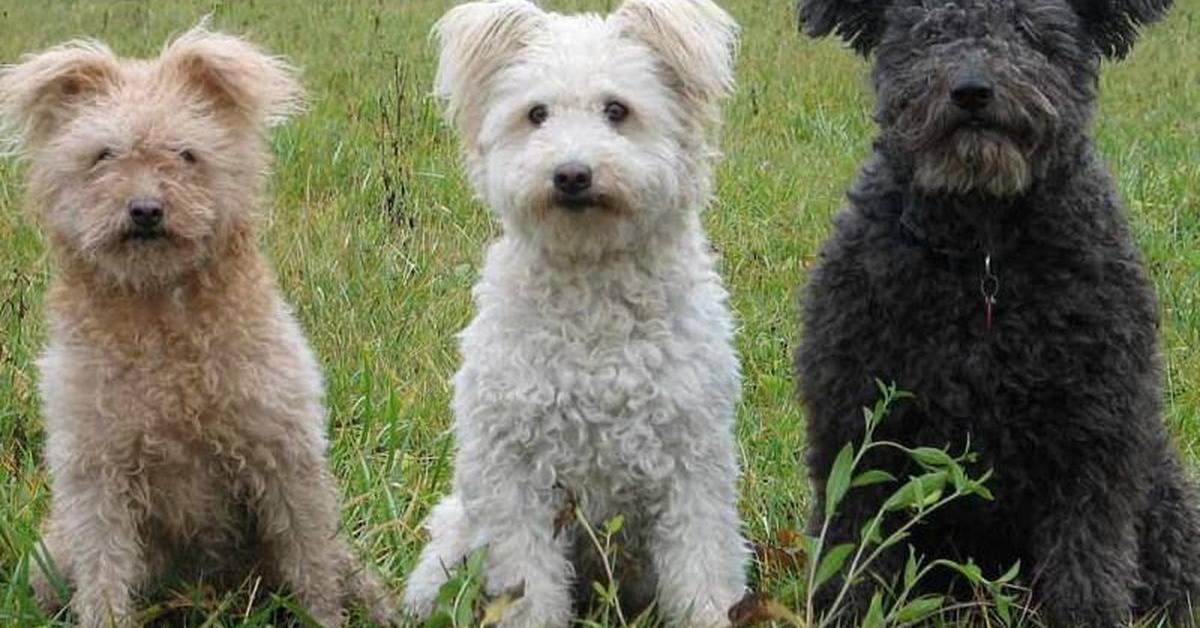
[1069,0,1175,58]
[799,0,1173,57]
[798,0,893,55]
[794,0,1196,625]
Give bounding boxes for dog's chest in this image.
[56,331,252,427]
[41,301,322,473]
[843,230,1155,433]
[525,308,698,480]
[42,329,294,550]
[460,257,738,490]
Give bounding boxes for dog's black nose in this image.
[128,199,164,229]
[951,76,994,112]
[553,162,593,195]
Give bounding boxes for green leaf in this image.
[825,443,856,519]
[465,548,487,576]
[859,518,883,545]
[851,469,897,488]
[812,543,856,591]
[885,471,947,512]
[870,398,887,423]
[892,595,945,623]
[862,592,886,628]
[949,461,968,491]
[903,547,918,589]
[960,560,983,584]
[996,594,1012,624]
[932,558,983,585]
[970,482,995,501]
[998,560,1021,583]
[604,514,625,535]
[802,534,820,562]
[909,447,954,468]
[455,584,479,627]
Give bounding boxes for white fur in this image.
[406,1,747,627]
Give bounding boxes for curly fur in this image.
[798,0,1173,58]
[404,1,748,626]
[1,26,393,627]
[794,0,1198,626]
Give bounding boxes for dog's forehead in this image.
[70,81,226,154]
[904,0,1022,33]
[502,14,665,100]
[535,14,653,69]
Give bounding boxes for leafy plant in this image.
[735,381,1028,627]
[421,548,490,628]
[420,510,643,628]
[575,511,636,628]
[807,380,1023,627]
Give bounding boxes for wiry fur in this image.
[405,1,748,626]
[1,26,393,627]
[795,0,1199,626]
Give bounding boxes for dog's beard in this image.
[505,183,655,261]
[69,222,213,290]
[894,81,1056,198]
[913,132,1031,197]
[525,184,633,223]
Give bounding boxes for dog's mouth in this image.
[553,192,606,214]
[954,115,1009,135]
[951,115,1040,148]
[122,227,169,243]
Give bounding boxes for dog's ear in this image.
[612,0,739,113]
[798,0,893,55]
[160,24,303,128]
[0,41,120,150]
[433,0,545,143]
[1067,0,1173,59]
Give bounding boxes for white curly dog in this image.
[403,0,748,626]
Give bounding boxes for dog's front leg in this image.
[252,448,351,627]
[49,472,145,628]
[30,513,73,614]
[468,478,574,628]
[649,455,748,628]
[1030,482,1140,627]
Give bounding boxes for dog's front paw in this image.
[304,605,347,628]
[29,563,64,615]
[677,593,742,628]
[492,597,572,628]
[360,588,399,627]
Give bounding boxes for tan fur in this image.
[1,26,394,627]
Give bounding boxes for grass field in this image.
[0,0,1197,625]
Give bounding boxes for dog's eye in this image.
[604,101,629,124]
[528,104,549,126]
[178,149,197,164]
[94,148,115,165]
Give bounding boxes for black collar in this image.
[897,190,1028,261]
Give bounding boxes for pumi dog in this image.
[794,0,1199,625]
[0,26,393,627]
[403,0,749,626]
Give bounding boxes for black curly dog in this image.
[794,0,1199,625]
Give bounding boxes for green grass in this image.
[0,0,1197,625]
